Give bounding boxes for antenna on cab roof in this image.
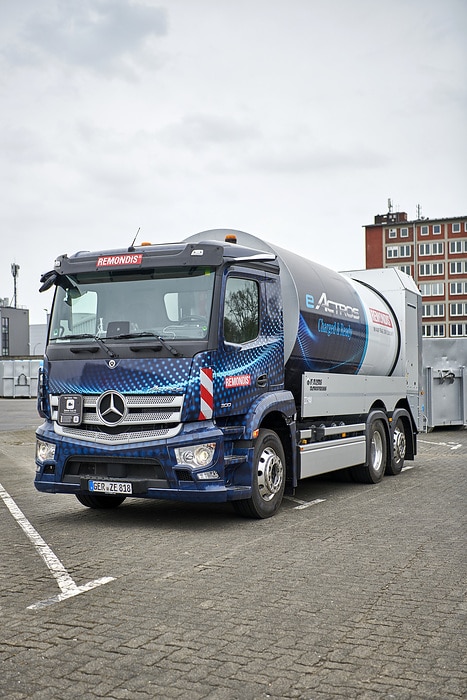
[128,227,141,252]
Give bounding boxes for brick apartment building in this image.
[364,208,467,338]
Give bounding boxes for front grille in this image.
[64,457,166,480]
[51,393,184,445]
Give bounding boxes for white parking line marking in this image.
[419,440,462,451]
[284,496,326,510]
[0,483,114,610]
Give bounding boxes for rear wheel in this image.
[76,493,126,509]
[232,429,285,519]
[386,417,406,475]
[351,418,387,484]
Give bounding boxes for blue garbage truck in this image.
[35,229,422,518]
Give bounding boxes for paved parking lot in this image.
[0,398,465,699]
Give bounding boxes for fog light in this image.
[36,440,56,463]
[175,442,216,468]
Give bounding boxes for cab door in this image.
[214,267,284,417]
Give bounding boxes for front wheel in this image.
[76,493,126,509]
[351,418,387,484]
[232,429,286,519]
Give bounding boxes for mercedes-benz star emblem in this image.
[97,391,127,426]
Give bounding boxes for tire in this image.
[386,416,406,475]
[232,429,286,519]
[351,418,387,484]
[76,493,126,509]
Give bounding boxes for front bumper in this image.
[34,420,252,503]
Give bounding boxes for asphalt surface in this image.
[0,398,465,699]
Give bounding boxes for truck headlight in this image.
[175,443,216,468]
[36,440,56,463]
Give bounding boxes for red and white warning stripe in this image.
[199,367,214,420]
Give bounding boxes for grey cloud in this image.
[0,126,51,165]
[160,116,387,176]
[163,114,260,149]
[6,0,167,73]
[248,146,389,174]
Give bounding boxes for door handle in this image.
[256,373,268,388]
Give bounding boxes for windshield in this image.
[49,266,215,343]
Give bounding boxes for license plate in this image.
[88,480,132,495]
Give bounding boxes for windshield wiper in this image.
[63,333,117,359]
[108,332,181,356]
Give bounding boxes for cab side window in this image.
[224,277,259,344]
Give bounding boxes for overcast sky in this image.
[1,0,466,324]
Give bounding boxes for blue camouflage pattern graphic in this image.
[47,356,192,396]
[43,273,285,424]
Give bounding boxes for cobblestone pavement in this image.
[0,401,465,699]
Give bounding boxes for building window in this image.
[400,227,409,238]
[450,282,467,295]
[433,224,441,234]
[422,304,445,318]
[1,317,9,356]
[386,246,398,259]
[422,324,445,337]
[419,263,444,276]
[452,223,461,233]
[419,282,445,296]
[388,228,397,239]
[431,283,445,296]
[465,222,467,232]
[450,323,466,337]
[420,242,444,255]
[449,240,467,254]
[399,265,411,275]
[450,261,467,275]
[450,303,467,316]
[420,225,429,236]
